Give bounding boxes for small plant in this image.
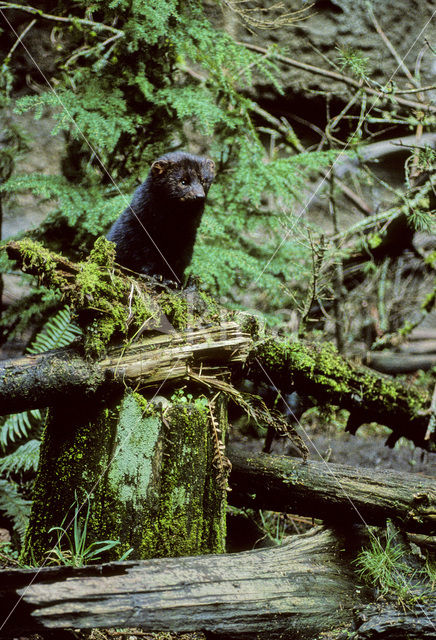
[47,496,133,567]
[258,510,287,546]
[336,46,369,80]
[170,388,208,411]
[354,526,434,606]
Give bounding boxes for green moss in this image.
[23,390,227,564]
[158,291,188,330]
[248,335,429,445]
[14,238,66,290]
[69,237,157,357]
[134,399,228,558]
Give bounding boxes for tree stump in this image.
[22,390,228,564]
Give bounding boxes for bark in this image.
[0,527,364,639]
[228,447,436,534]
[21,391,229,565]
[247,336,435,451]
[0,322,249,415]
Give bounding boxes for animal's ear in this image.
[151,159,169,175]
[206,159,215,174]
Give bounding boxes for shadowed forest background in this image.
[0,1,435,638]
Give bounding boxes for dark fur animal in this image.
[107,151,215,282]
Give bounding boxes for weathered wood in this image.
[0,322,250,415]
[228,447,436,534]
[0,527,363,638]
[366,350,436,373]
[247,336,435,451]
[354,604,436,639]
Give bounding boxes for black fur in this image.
[107,151,215,282]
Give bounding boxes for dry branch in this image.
[228,447,436,534]
[239,41,436,113]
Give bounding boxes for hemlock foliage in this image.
[1,0,335,315]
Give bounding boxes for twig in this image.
[0,3,124,37]
[299,232,325,335]
[366,3,419,89]
[2,17,36,61]
[329,173,374,215]
[393,85,436,95]
[220,0,313,30]
[237,41,436,113]
[329,173,345,353]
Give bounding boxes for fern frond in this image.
[0,440,41,476]
[0,479,31,539]
[27,306,82,354]
[0,410,42,451]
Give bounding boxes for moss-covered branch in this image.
[4,238,435,452]
[246,336,434,451]
[5,238,217,359]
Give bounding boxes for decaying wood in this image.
[228,447,436,534]
[0,527,362,638]
[0,322,250,415]
[353,604,436,639]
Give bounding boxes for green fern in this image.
[0,479,31,540]
[0,306,81,452]
[27,306,82,354]
[0,440,40,476]
[0,410,42,450]
[0,307,82,540]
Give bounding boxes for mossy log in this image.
[1,527,366,638]
[0,322,249,415]
[228,447,436,534]
[21,390,229,565]
[246,337,435,451]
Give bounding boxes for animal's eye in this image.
[181,179,188,186]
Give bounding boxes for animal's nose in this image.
[191,183,205,200]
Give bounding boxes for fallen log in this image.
[0,322,250,415]
[0,527,363,638]
[2,526,434,640]
[365,350,436,374]
[228,447,436,534]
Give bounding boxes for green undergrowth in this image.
[355,526,436,607]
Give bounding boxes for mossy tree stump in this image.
[22,389,228,564]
